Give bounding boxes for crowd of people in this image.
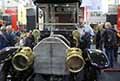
[77,18,120,68]
[0,20,120,68]
[95,22,120,68]
[0,25,36,50]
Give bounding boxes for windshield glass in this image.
[38,3,79,30]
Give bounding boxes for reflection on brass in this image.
[12,47,34,71]
[66,48,85,73]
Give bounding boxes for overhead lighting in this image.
[66,4,69,7]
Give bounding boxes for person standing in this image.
[114,31,120,61]
[77,18,95,49]
[0,26,9,50]
[24,31,35,49]
[96,23,104,50]
[6,25,17,46]
[102,22,117,68]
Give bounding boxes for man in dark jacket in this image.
[6,25,17,46]
[24,31,35,49]
[0,26,9,50]
[102,22,117,68]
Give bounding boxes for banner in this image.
[81,0,102,11]
[18,5,27,25]
[117,5,120,31]
[5,8,18,31]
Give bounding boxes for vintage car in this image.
[0,0,109,81]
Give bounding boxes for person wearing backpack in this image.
[102,22,117,68]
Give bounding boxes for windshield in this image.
[38,3,79,31]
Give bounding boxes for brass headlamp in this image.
[32,29,40,43]
[12,47,34,71]
[72,30,80,47]
[66,48,85,73]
